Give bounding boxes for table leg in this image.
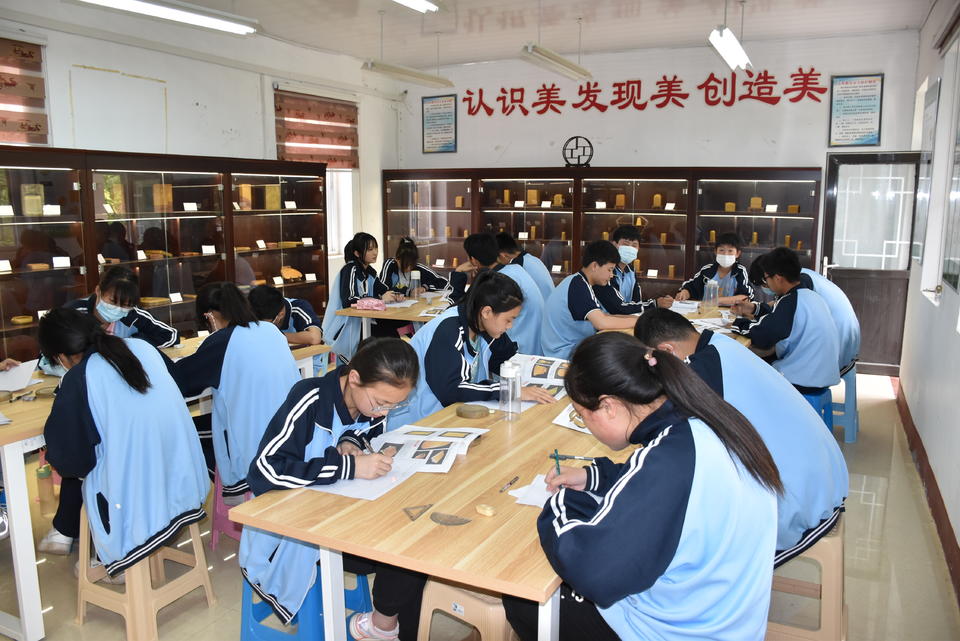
[317,546,346,641]
[0,441,45,641]
[537,587,560,641]
[296,357,311,379]
[361,317,372,340]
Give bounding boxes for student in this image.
[594,226,673,314]
[248,284,323,346]
[448,233,544,355]
[676,232,753,305]
[66,265,179,348]
[800,265,860,373]
[731,247,840,392]
[496,232,555,301]
[172,282,300,502]
[386,271,555,429]
[322,233,403,361]
[37,308,207,578]
[241,338,427,640]
[540,241,638,360]
[379,236,449,295]
[635,308,847,565]
[502,332,782,641]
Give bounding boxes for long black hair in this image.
[565,332,783,495]
[459,270,523,335]
[348,337,419,387]
[395,237,419,273]
[39,308,150,393]
[98,266,140,307]
[196,282,258,331]
[344,232,378,265]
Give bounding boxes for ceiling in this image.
[189,0,936,69]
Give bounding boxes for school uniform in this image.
[380,258,449,293]
[510,251,555,301]
[732,284,841,391]
[241,368,427,635]
[43,338,208,576]
[321,259,390,360]
[506,401,776,641]
[688,330,848,562]
[593,264,656,315]
[66,294,179,347]
[386,305,517,429]
[800,268,860,371]
[540,272,604,361]
[679,262,754,300]
[172,322,300,496]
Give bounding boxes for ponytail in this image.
[459,270,523,335]
[566,332,783,495]
[39,308,150,393]
[345,232,378,265]
[196,282,257,330]
[395,237,419,273]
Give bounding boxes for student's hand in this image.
[337,441,362,457]
[520,386,558,404]
[382,291,404,303]
[409,286,426,297]
[455,261,476,274]
[656,295,674,308]
[0,358,21,371]
[354,453,393,479]
[675,289,691,301]
[725,295,748,306]
[731,301,755,319]
[545,465,587,494]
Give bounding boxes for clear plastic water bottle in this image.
[409,270,421,298]
[703,280,720,313]
[499,361,521,417]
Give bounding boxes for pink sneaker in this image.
[348,612,398,641]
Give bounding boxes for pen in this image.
[499,475,519,493]
[360,435,374,454]
[549,454,596,462]
[553,449,561,476]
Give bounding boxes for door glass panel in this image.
[833,163,916,270]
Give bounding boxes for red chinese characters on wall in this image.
[461,67,828,116]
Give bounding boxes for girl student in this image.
[241,338,428,641]
[379,236,449,296]
[322,232,404,359]
[386,270,556,430]
[38,308,208,580]
[172,282,300,503]
[503,332,783,641]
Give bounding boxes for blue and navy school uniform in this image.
[732,283,840,391]
[539,401,776,641]
[689,330,848,557]
[510,251,555,301]
[387,304,517,429]
[593,263,655,315]
[321,259,390,361]
[43,338,208,576]
[172,322,301,496]
[540,271,604,360]
[680,262,754,300]
[379,258,449,293]
[800,268,860,371]
[240,368,385,623]
[278,297,322,335]
[66,294,179,348]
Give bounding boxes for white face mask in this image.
[618,245,639,264]
[716,254,736,268]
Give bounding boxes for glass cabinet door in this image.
[582,179,688,282]
[479,178,574,282]
[91,169,224,338]
[231,173,327,312]
[696,179,818,270]
[384,179,471,273]
[0,164,85,359]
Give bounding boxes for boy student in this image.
[540,240,638,360]
[594,225,674,314]
[495,232,555,301]
[731,247,840,393]
[676,232,753,305]
[635,308,848,566]
[248,284,323,346]
[447,233,544,355]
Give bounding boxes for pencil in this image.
[551,454,596,462]
[553,449,561,476]
[499,476,519,493]
[360,435,374,454]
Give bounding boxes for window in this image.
[944,41,960,290]
[0,37,48,145]
[326,169,355,257]
[274,89,358,168]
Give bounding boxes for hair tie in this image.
[644,352,658,367]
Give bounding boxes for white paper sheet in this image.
[473,399,537,414]
[373,426,489,462]
[385,299,420,308]
[306,459,419,500]
[670,300,700,314]
[509,474,553,507]
[552,403,591,434]
[508,354,569,387]
[0,359,39,392]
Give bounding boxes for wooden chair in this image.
[767,518,846,641]
[76,505,216,641]
[417,578,518,641]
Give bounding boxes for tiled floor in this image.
[2,375,959,640]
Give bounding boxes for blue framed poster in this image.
[422,94,457,154]
[829,74,884,147]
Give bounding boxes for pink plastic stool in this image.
[397,324,415,337]
[210,472,250,551]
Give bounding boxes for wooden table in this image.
[162,336,333,378]
[335,295,448,339]
[230,400,628,641]
[609,308,752,346]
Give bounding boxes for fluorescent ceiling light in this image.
[390,0,439,12]
[520,43,592,81]
[361,60,453,88]
[75,0,258,35]
[708,26,751,71]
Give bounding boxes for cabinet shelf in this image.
[0,265,81,277]
[584,209,686,216]
[698,211,813,219]
[481,207,573,214]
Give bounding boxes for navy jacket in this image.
[379,258,449,293]
[679,262,753,300]
[67,294,179,348]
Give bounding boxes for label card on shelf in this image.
[52,256,71,268]
[256,239,267,249]
[137,250,147,260]
[232,201,241,210]
[540,200,551,208]
[513,200,525,208]
[273,276,284,285]
[284,200,297,209]
[169,292,183,303]
[42,205,61,216]
[665,203,676,211]
[595,201,607,209]
[197,330,210,338]
[0,205,12,216]
[305,273,317,282]
[201,245,216,255]
[765,204,778,213]
[518,232,529,240]
[97,254,106,265]
[0,260,11,272]
[551,265,562,273]
[183,202,199,211]
[37,309,49,319]
[103,203,114,214]
[435,258,446,267]
[302,237,313,246]
[647,269,659,278]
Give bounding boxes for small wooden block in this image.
[430,513,471,526]
[475,504,496,517]
[456,404,491,419]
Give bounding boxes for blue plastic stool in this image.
[831,364,859,443]
[802,388,834,431]
[241,573,372,640]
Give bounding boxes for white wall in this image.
[398,31,918,170]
